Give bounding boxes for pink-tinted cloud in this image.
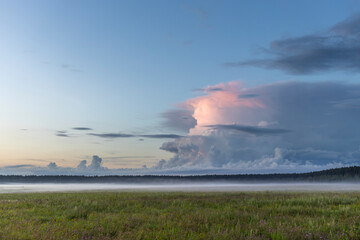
[185,81,265,135]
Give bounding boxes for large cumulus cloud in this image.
[157,81,360,171]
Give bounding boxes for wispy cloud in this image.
[55,130,70,137]
[88,133,183,139]
[104,156,155,160]
[4,164,36,169]
[61,63,83,73]
[72,127,93,131]
[88,133,134,138]
[56,133,70,137]
[205,124,291,135]
[225,13,360,74]
[55,132,70,137]
[139,134,183,139]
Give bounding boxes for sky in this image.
[1,0,360,175]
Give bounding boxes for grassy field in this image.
[0,191,359,239]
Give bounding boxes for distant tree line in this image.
[0,166,360,183]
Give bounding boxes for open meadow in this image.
[0,191,359,239]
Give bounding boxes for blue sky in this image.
[1,0,360,174]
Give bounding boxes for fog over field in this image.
[1,183,360,193]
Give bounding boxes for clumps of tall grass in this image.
[0,192,359,239]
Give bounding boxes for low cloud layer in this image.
[157,81,360,171]
[0,156,111,175]
[225,13,360,74]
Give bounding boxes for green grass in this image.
[0,191,359,239]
